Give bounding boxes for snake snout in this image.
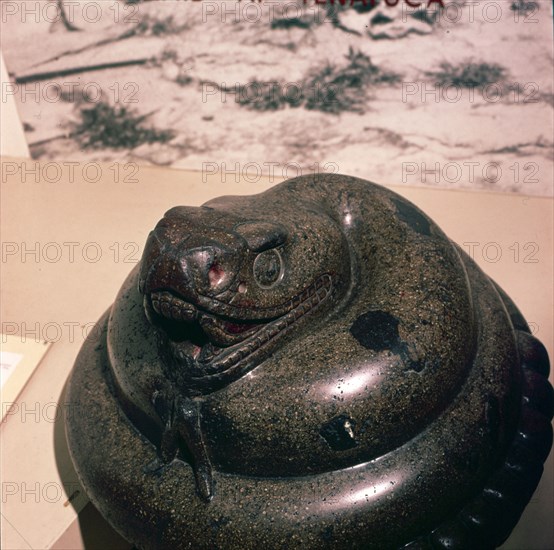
[139,224,244,300]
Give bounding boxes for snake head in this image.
[137,192,351,389]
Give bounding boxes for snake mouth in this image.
[145,274,333,379]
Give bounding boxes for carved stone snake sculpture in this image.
[66,174,553,549]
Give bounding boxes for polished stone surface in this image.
[66,175,553,549]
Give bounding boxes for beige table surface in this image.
[1,158,552,549]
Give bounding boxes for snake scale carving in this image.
[66,174,552,549]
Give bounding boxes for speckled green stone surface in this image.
[66,175,553,549]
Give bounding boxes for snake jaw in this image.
[148,290,269,347]
[145,274,333,380]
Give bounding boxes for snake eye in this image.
[253,249,283,288]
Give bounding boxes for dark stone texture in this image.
[319,415,358,451]
[350,310,400,351]
[391,196,432,236]
[65,174,553,549]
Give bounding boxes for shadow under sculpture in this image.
[65,174,553,549]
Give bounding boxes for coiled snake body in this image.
[66,175,552,549]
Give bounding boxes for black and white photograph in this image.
[2,0,553,193]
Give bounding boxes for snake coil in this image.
[66,175,553,549]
